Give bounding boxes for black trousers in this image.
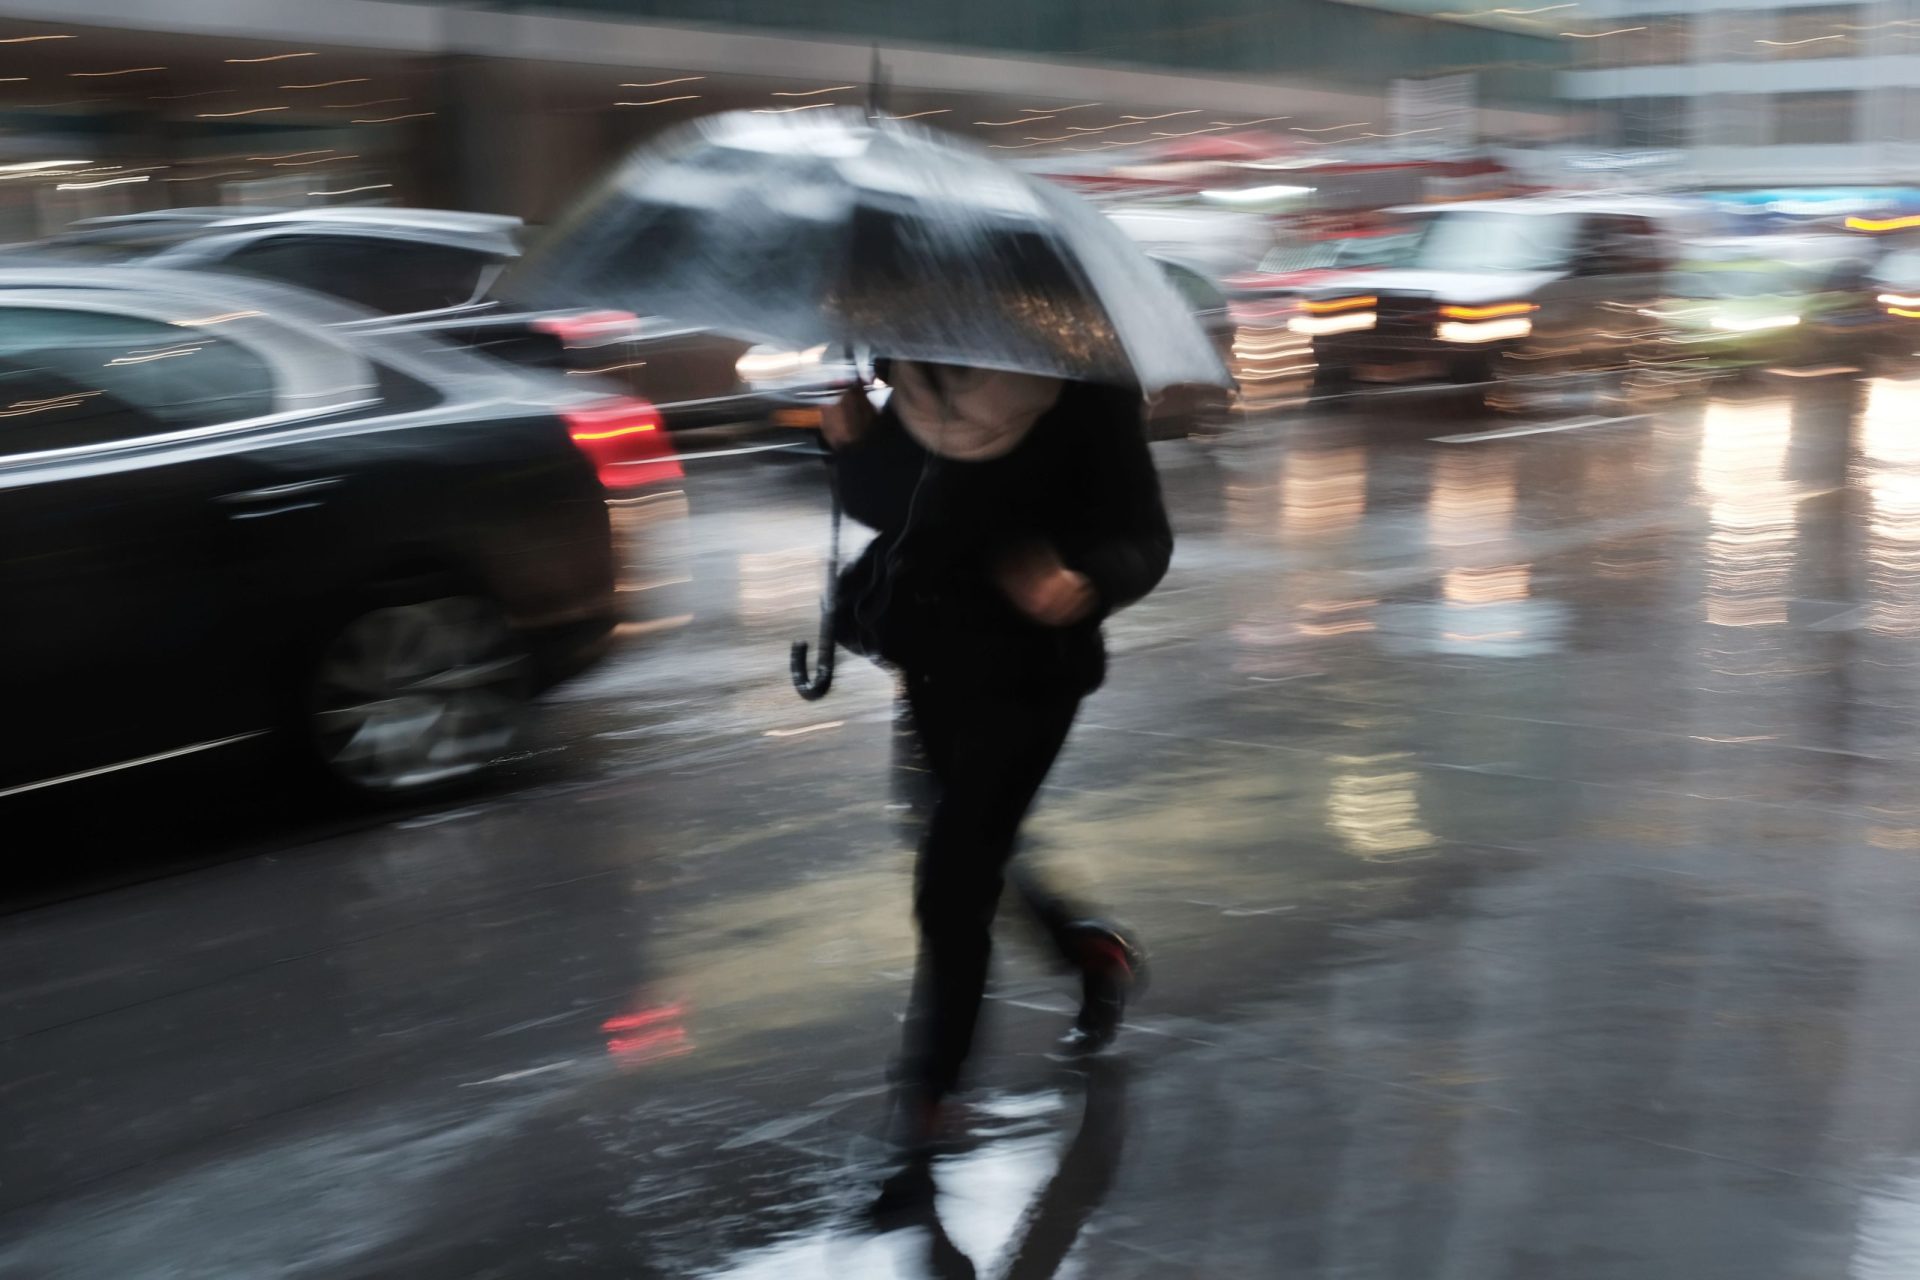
[898,671,1087,1102]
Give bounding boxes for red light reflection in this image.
[599,1002,692,1062]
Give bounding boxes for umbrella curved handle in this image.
[790,466,843,701]
[790,637,834,701]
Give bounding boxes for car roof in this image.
[0,264,531,395]
[209,206,521,236]
[69,207,287,228]
[53,206,523,257]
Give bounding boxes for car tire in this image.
[302,587,529,799]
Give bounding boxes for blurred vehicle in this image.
[1866,236,1920,366]
[30,208,777,434]
[1295,196,1705,411]
[1221,230,1420,405]
[0,267,648,801]
[1650,246,1878,379]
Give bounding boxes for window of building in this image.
[1761,6,1860,59]
[1703,11,1772,61]
[1627,15,1692,65]
[1571,14,1692,68]
[1701,94,1770,146]
[1619,97,1692,150]
[1771,91,1859,144]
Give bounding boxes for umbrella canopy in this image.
[505,110,1230,393]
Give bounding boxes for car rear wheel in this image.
[306,594,528,796]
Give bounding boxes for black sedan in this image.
[0,267,653,801]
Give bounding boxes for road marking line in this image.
[1431,413,1648,444]
[0,731,267,798]
[459,1060,575,1087]
[764,720,845,738]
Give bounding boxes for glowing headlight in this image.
[1437,317,1532,343]
[1290,311,1376,336]
[1708,314,1800,333]
[736,343,828,381]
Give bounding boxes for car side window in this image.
[212,235,332,296]
[221,234,498,315]
[1575,216,1662,277]
[0,306,276,455]
[1610,217,1667,274]
[1571,217,1612,275]
[0,361,164,455]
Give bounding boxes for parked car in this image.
[30,207,777,433]
[1295,196,1710,411]
[0,267,653,801]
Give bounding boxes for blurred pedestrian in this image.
[821,358,1169,1152]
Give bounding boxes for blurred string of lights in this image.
[0,34,432,203]
[0,29,1508,199]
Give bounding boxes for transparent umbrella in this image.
[508,110,1231,700]
[504,109,1231,392]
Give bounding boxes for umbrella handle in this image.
[790,468,844,701]
[790,638,834,701]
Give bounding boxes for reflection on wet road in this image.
[12,382,1920,1277]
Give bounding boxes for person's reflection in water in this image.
[869,1061,1131,1280]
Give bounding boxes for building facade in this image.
[1560,1,1920,185]
[0,0,1568,231]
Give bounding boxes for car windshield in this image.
[1255,234,1419,275]
[1669,269,1805,299]
[1257,242,1341,273]
[1335,234,1421,268]
[1411,211,1577,272]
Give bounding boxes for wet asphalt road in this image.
[10,379,1920,1277]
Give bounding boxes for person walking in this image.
[821,358,1171,1150]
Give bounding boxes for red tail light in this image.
[564,397,681,491]
[533,309,643,346]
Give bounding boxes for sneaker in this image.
[1058,921,1148,1055]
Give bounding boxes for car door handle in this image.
[216,476,340,518]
